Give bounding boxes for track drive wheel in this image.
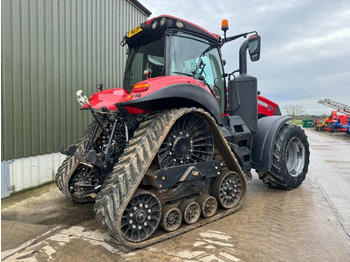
[179,200,201,224]
[212,171,245,209]
[160,206,182,232]
[120,190,161,243]
[196,194,218,218]
[157,113,214,168]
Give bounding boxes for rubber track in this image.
[55,122,102,203]
[94,108,247,249]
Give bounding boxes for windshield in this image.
[170,34,226,113]
[123,34,165,93]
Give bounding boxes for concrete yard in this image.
[2,128,350,261]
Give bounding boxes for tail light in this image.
[133,83,150,92]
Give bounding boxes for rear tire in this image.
[258,123,309,189]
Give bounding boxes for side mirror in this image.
[248,34,261,62]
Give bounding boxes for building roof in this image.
[129,0,152,17]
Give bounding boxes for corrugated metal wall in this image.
[1,0,149,160]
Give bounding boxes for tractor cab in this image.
[122,15,227,114]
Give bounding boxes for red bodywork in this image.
[84,76,279,118]
[257,95,279,116]
[83,76,209,114]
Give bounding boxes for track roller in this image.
[196,194,218,218]
[160,206,182,232]
[120,190,162,243]
[179,199,201,224]
[212,171,245,209]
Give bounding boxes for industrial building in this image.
[1,0,151,197]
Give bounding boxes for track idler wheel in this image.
[160,206,182,232]
[212,171,245,209]
[179,199,201,224]
[120,190,161,243]
[196,194,218,218]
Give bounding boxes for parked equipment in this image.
[302,119,315,128]
[318,99,350,116]
[326,115,350,133]
[56,15,310,248]
[314,118,329,131]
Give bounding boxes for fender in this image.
[251,115,292,171]
[118,83,223,125]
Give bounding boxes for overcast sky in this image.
[139,0,350,115]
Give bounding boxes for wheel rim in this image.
[157,113,214,168]
[161,207,182,232]
[121,191,161,243]
[286,137,305,177]
[199,196,217,218]
[182,201,201,224]
[216,172,243,209]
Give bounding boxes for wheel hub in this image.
[225,182,236,195]
[167,214,175,224]
[188,208,195,217]
[173,137,192,160]
[286,137,305,177]
[135,210,146,223]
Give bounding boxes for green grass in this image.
[290,119,303,125]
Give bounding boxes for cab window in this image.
[170,33,226,113]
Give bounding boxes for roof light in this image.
[175,20,184,28]
[152,21,157,29]
[133,83,150,92]
[221,19,229,32]
[160,17,166,26]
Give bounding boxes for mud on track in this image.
[2,128,350,261]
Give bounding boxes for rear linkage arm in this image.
[60,91,115,166]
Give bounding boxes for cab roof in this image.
[125,15,221,47]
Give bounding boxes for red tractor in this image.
[56,15,310,248]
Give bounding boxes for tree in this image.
[282,104,306,118]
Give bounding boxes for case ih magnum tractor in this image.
[56,15,309,248]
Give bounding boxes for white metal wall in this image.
[9,153,66,192]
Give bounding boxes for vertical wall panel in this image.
[1,0,150,160]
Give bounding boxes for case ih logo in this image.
[258,100,274,111]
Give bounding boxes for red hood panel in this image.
[83,88,128,110]
[258,95,278,116]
